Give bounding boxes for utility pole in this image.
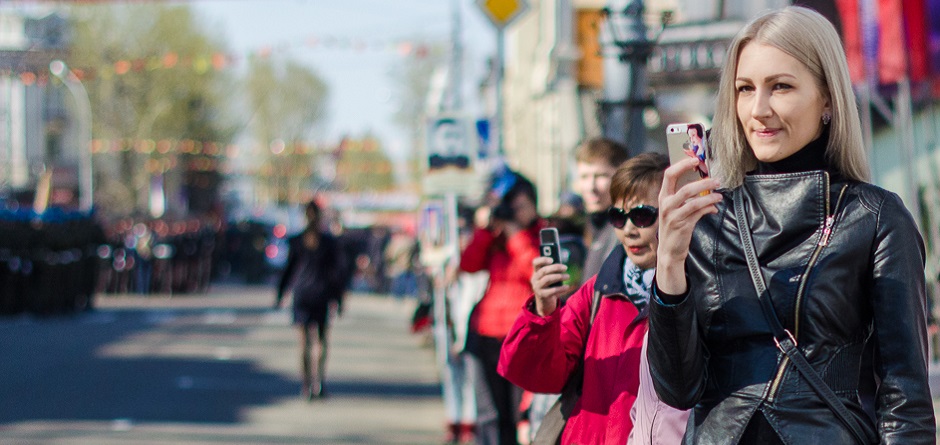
[49,60,94,213]
[475,0,529,157]
[599,0,653,156]
[429,0,465,371]
[445,0,463,113]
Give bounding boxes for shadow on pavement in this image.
[324,380,440,399]
[0,309,296,425]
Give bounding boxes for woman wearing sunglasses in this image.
[497,153,687,444]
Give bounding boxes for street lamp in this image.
[599,1,670,156]
[49,60,94,213]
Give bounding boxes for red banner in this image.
[902,0,931,82]
[877,0,907,84]
[835,0,925,85]
[836,0,865,83]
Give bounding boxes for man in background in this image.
[572,137,629,279]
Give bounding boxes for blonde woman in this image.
[650,6,935,444]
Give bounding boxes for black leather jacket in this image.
[648,171,936,444]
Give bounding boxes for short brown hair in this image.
[574,137,629,167]
[609,152,669,206]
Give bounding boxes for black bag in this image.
[532,290,602,445]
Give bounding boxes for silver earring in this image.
[822,113,831,125]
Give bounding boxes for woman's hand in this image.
[531,256,571,316]
[656,157,723,295]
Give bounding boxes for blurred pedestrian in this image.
[369,226,391,293]
[460,170,544,445]
[274,199,348,401]
[384,227,419,299]
[651,6,934,443]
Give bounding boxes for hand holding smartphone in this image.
[539,228,563,288]
[666,122,711,192]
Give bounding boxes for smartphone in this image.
[539,228,563,288]
[666,122,710,190]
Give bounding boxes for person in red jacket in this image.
[461,170,544,445]
[498,153,683,444]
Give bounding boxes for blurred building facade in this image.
[489,0,940,303]
[0,10,72,206]
[495,0,940,232]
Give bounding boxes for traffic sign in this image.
[423,114,486,197]
[476,0,530,29]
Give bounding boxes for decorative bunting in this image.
[1,33,435,81]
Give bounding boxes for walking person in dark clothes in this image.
[275,199,348,401]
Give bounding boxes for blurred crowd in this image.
[0,208,101,315]
[0,197,423,316]
[95,217,219,295]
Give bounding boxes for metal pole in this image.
[599,0,650,156]
[858,85,875,176]
[448,0,463,112]
[431,192,461,366]
[897,76,921,229]
[495,28,505,156]
[49,60,93,212]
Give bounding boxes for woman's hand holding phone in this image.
[530,256,571,316]
[655,157,723,296]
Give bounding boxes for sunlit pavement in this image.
[3,285,940,443]
[0,286,444,444]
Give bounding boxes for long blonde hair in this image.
[710,6,869,187]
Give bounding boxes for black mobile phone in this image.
[539,227,563,288]
[666,122,711,190]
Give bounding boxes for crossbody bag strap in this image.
[566,289,603,384]
[733,190,873,445]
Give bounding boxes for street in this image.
[0,286,443,444]
[3,284,940,444]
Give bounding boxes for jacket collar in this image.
[594,247,652,319]
[740,170,829,259]
[595,245,626,297]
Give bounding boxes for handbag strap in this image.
[531,289,603,445]
[733,190,872,445]
[564,289,603,395]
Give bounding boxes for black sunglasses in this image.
[607,205,658,229]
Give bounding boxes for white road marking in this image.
[203,310,236,325]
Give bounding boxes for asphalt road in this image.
[0,286,444,445]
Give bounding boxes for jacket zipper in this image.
[766,174,848,402]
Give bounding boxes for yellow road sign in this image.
[476,0,530,29]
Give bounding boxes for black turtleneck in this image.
[753,127,841,180]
